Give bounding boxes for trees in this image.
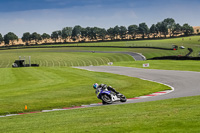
[98,28,107,41]
[150,24,157,38]
[161,21,168,38]
[182,23,194,36]
[41,33,50,39]
[113,25,120,39]
[138,23,149,39]
[128,25,138,39]
[0,17,196,46]
[72,25,82,40]
[41,33,50,43]
[80,28,86,37]
[156,22,162,38]
[31,32,42,44]
[172,23,182,36]
[90,27,100,40]
[82,27,101,40]
[80,27,89,42]
[4,32,18,45]
[85,27,92,40]
[22,32,31,45]
[61,27,72,42]
[51,31,58,43]
[22,32,44,45]
[119,26,127,40]
[80,27,102,41]
[107,27,115,40]
[156,21,168,38]
[163,18,176,37]
[51,31,61,43]
[0,33,3,43]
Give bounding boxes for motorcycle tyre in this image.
[101,94,112,104]
[120,95,127,102]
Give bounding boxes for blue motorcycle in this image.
[96,88,127,104]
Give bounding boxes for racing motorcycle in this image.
[96,88,127,104]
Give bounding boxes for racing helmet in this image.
[93,83,98,89]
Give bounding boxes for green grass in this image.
[5,35,200,57]
[0,95,200,133]
[0,46,198,69]
[0,48,134,68]
[0,36,200,132]
[1,36,200,68]
[0,67,170,115]
[113,60,200,72]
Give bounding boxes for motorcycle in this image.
[96,88,127,104]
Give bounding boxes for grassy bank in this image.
[0,95,199,132]
[1,35,200,60]
[0,48,134,68]
[113,60,200,72]
[0,67,170,115]
[3,35,200,56]
[0,46,198,69]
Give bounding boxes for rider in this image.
[93,83,119,95]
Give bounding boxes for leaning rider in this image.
[93,83,119,95]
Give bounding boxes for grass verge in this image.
[113,60,200,72]
[0,95,200,132]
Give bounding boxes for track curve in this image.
[75,66,200,103]
[1,66,199,117]
[88,51,146,61]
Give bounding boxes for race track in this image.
[76,66,200,103]
[1,65,200,117]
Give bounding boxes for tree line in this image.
[0,18,194,45]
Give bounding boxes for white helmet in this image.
[93,83,98,89]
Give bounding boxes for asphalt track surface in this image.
[76,66,200,104]
[88,51,146,61]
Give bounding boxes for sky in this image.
[0,0,199,37]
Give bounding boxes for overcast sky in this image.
[0,0,199,37]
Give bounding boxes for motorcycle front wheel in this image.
[120,95,127,102]
[101,94,112,104]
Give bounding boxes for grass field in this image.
[0,67,170,115]
[0,48,134,68]
[5,35,200,57]
[0,36,200,132]
[113,60,200,72]
[0,46,198,69]
[0,95,200,133]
